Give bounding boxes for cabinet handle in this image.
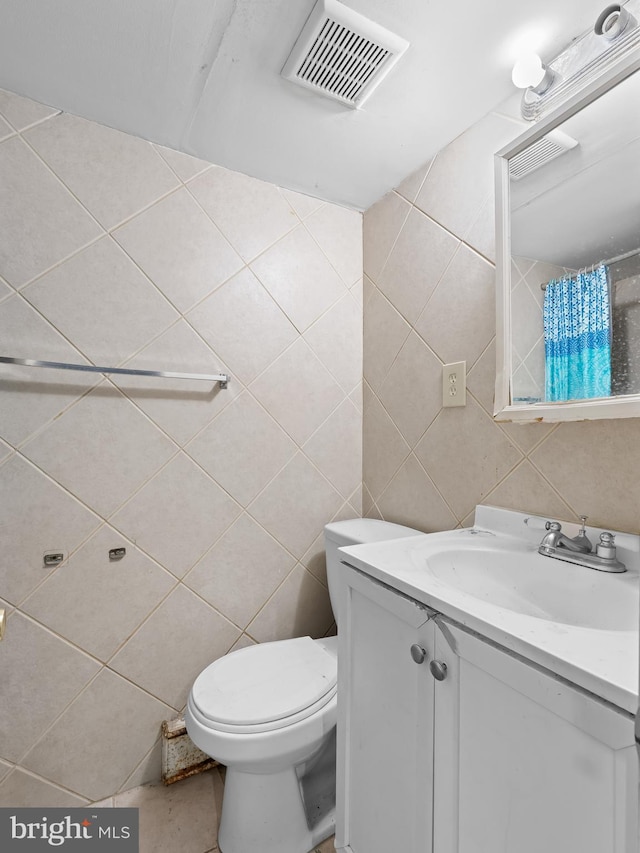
[410,644,427,664]
[430,660,448,681]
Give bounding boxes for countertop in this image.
[339,507,640,715]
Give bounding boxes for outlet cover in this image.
[442,361,466,407]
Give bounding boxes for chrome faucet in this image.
[539,516,592,553]
[538,516,626,573]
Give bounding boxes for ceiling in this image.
[0,0,613,210]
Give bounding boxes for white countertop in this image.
[339,506,640,715]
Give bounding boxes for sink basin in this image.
[410,533,638,631]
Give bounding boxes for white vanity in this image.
[335,506,639,853]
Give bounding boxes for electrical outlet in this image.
[442,361,466,407]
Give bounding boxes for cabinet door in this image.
[337,565,435,853]
[432,619,638,853]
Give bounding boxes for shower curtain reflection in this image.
[543,264,611,401]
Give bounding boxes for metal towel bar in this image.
[0,356,230,388]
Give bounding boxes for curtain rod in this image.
[539,246,640,291]
[0,357,230,388]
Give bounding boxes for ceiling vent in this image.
[509,129,579,180]
[281,0,409,109]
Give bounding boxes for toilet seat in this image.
[190,636,337,734]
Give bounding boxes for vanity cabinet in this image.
[337,564,638,853]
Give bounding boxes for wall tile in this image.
[187,166,298,262]
[0,613,99,763]
[25,114,180,229]
[376,454,456,533]
[363,191,410,281]
[281,188,324,220]
[23,238,179,366]
[153,144,211,182]
[250,339,344,445]
[0,455,100,605]
[530,419,640,533]
[0,760,12,785]
[378,332,443,448]
[466,194,496,262]
[22,669,172,802]
[484,460,577,522]
[184,514,295,629]
[0,296,98,446]
[305,204,363,286]
[363,288,411,394]
[415,243,495,368]
[21,388,176,518]
[0,115,13,141]
[378,208,459,325]
[0,277,13,301]
[362,389,410,501]
[247,565,334,643]
[22,527,176,660]
[248,454,342,558]
[415,396,522,521]
[187,268,297,385]
[466,338,496,415]
[118,739,163,793]
[395,160,433,204]
[0,88,59,130]
[111,320,240,446]
[186,392,296,507]
[414,112,521,238]
[0,137,101,287]
[110,585,240,709]
[303,399,362,499]
[111,453,241,578]
[113,188,243,313]
[0,770,88,808]
[304,292,363,394]
[3,97,363,804]
[251,225,347,333]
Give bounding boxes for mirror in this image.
[494,48,640,423]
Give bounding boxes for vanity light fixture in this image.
[513,0,640,120]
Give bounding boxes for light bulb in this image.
[511,53,554,94]
[512,53,544,88]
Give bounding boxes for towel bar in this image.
[0,356,230,388]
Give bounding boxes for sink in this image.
[410,533,638,631]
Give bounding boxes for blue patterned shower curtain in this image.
[543,264,611,401]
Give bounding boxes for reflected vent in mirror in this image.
[281,0,409,109]
[510,130,579,180]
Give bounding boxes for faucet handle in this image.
[596,531,617,560]
[545,520,562,531]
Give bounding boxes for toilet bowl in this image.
[187,635,337,853]
[185,518,421,853]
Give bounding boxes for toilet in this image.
[185,518,421,853]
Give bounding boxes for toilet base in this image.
[217,744,336,853]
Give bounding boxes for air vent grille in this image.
[510,130,579,180]
[282,0,409,109]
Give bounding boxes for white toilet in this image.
[185,518,420,853]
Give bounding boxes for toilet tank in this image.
[323,519,422,629]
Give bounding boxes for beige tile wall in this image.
[0,89,362,805]
[363,109,640,537]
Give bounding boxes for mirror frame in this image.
[494,43,640,423]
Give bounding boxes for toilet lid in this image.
[191,637,337,727]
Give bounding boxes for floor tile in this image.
[114,770,223,853]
